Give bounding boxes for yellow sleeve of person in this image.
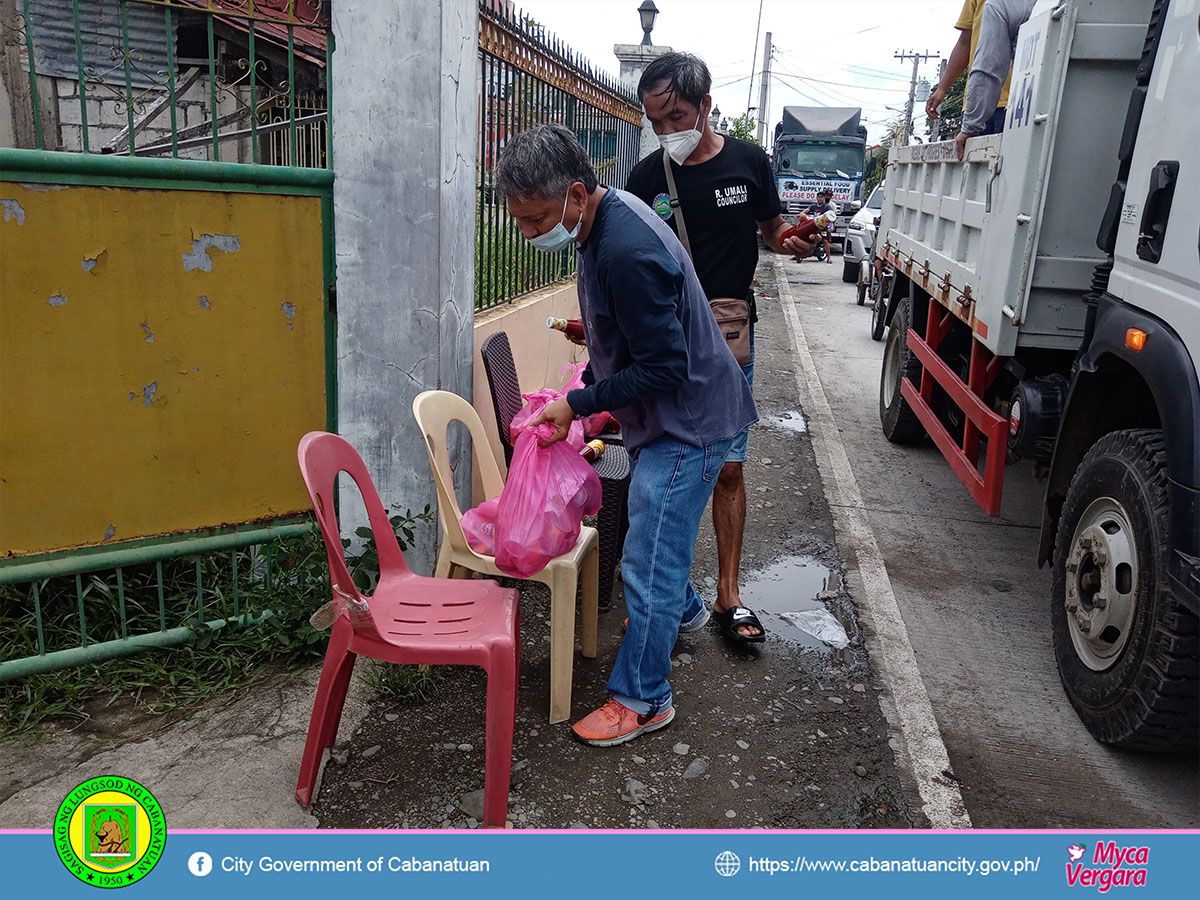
[957,0,1012,109]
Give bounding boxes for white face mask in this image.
[659,109,704,165]
[526,191,582,253]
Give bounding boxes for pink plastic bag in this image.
[460,496,500,556]
[493,387,602,578]
[559,362,619,440]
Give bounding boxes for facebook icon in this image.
[188,851,213,877]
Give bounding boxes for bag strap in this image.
[662,152,693,258]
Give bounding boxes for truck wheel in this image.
[843,259,858,283]
[879,294,926,443]
[870,278,888,341]
[856,276,868,306]
[1051,429,1199,750]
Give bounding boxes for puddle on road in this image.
[768,410,808,433]
[740,555,841,650]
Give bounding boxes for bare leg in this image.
[711,460,761,637]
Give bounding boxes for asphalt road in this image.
[779,253,1199,829]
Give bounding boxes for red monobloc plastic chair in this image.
[294,431,520,828]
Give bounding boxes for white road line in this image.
[775,258,971,829]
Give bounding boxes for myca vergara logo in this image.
[54,776,166,888]
[1065,841,1149,892]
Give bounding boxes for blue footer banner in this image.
[0,829,1194,898]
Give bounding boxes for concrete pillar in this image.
[614,42,673,160]
[332,0,477,573]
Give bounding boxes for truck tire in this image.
[879,294,926,443]
[843,259,858,283]
[1051,429,1199,751]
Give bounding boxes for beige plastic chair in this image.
[412,389,599,725]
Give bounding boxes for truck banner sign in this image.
[776,177,854,205]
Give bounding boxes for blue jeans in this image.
[609,433,734,715]
[727,328,755,463]
[983,106,1007,136]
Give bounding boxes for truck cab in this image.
[772,106,868,245]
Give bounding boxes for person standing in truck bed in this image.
[956,0,1038,160]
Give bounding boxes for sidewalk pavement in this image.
[0,666,368,829]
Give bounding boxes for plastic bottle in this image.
[546,316,586,343]
[579,439,606,462]
[781,209,839,244]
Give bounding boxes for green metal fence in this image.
[0,0,333,683]
[1,0,330,166]
[475,1,644,310]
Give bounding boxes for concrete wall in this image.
[470,282,587,503]
[332,0,477,574]
[614,43,672,161]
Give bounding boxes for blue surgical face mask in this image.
[527,191,582,253]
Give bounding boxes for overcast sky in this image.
[512,0,966,146]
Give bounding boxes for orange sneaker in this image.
[572,699,675,747]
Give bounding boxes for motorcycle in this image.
[859,217,894,339]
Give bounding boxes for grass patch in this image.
[0,506,434,741]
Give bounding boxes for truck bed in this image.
[880,0,1153,358]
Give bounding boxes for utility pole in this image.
[756,32,772,145]
[932,58,948,142]
[745,0,764,120]
[894,49,938,146]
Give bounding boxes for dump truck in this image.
[874,0,1198,750]
[772,105,867,255]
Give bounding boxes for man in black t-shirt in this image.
[625,52,814,645]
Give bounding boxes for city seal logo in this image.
[54,776,166,888]
[653,192,673,221]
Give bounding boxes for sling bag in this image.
[662,153,752,366]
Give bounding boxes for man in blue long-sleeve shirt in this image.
[495,124,757,746]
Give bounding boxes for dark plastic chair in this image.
[480,331,629,611]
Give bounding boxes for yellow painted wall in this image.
[0,183,326,555]
[471,281,586,503]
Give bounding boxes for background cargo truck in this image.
[873,0,1198,750]
[772,105,867,280]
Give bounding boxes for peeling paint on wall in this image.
[143,381,157,407]
[141,322,156,342]
[48,293,68,307]
[104,524,115,541]
[282,301,296,330]
[198,295,211,309]
[128,392,136,400]
[2,199,27,224]
[182,233,241,272]
[81,249,107,273]
[17,183,68,192]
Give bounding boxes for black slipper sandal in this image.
[711,606,767,644]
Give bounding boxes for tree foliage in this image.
[726,113,758,145]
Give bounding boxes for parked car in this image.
[841,181,884,283]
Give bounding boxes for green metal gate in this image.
[0,0,335,681]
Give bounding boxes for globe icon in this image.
[714,850,741,877]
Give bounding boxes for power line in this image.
[773,46,910,82]
[770,60,911,96]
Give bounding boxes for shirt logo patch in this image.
[653,192,673,220]
[715,184,748,208]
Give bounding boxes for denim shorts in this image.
[726,329,754,463]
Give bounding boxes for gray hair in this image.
[638,52,712,110]
[494,124,599,201]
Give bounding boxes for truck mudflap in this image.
[901,296,1009,515]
